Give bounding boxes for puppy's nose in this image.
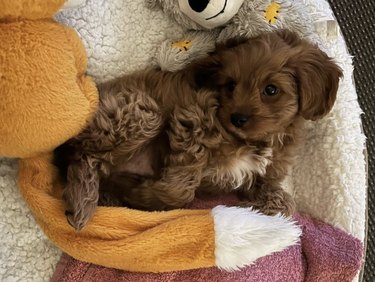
[188,0,210,12]
[230,113,249,128]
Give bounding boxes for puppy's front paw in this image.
[64,201,97,231]
[240,189,296,217]
[63,189,99,231]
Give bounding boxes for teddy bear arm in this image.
[61,26,98,129]
[64,27,89,76]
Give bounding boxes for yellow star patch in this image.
[171,40,192,51]
[264,2,281,25]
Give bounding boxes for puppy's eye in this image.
[224,80,236,92]
[263,84,279,96]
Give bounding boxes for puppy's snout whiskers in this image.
[230,113,249,128]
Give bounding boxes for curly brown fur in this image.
[56,30,342,230]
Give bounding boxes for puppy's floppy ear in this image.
[289,43,343,120]
[187,53,222,90]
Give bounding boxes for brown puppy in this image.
[56,30,342,230]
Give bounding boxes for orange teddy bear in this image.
[0,0,98,158]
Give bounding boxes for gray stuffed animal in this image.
[149,0,337,71]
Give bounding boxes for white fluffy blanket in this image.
[0,0,366,281]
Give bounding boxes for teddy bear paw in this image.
[155,31,217,72]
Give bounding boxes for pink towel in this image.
[52,195,364,282]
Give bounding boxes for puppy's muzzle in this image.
[230,113,249,128]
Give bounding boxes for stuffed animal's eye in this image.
[263,84,279,96]
[225,80,236,92]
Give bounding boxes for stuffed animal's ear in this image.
[289,43,343,120]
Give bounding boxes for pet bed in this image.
[0,0,367,280]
